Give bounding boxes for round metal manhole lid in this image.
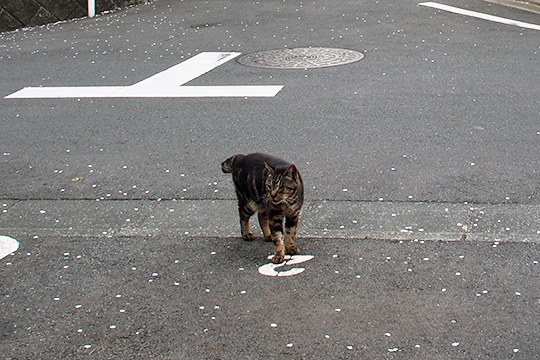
[237,47,364,69]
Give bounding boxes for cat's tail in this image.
[221,154,243,173]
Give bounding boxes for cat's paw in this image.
[242,233,255,241]
[285,245,301,255]
[264,235,273,242]
[271,253,285,264]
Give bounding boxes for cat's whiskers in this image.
[283,198,295,210]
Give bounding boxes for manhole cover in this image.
[237,47,364,69]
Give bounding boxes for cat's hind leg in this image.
[257,212,272,242]
[284,215,301,255]
[238,201,255,241]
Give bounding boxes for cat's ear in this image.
[286,165,300,181]
[264,162,275,175]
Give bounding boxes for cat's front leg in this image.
[285,215,300,255]
[269,212,285,263]
[257,212,272,242]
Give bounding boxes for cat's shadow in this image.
[224,236,274,264]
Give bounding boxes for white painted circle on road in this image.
[258,255,314,277]
[0,235,19,260]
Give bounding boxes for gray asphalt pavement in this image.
[1,0,540,358]
[2,236,540,359]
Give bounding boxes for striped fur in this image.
[222,153,304,264]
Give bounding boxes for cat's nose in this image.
[269,192,279,202]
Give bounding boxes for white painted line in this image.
[118,86,284,98]
[7,85,283,98]
[419,2,540,31]
[6,86,125,98]
[130,52,241,88]
[5,52,284,99]
[0,235,19,260]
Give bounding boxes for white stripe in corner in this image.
[0,235,19,260]
[419,2,540,31]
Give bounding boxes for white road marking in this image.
[0,235,19,260]
[7,85,284,98]
[131,52,240,88]
[419,2,540,31]
[258,255,314,277]
[5,52,284,99]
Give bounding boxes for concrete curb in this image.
[1,199,539,243]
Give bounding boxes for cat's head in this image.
[264,163,302,205]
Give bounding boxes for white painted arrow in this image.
[5,52,284,99]
[0,235,19,260]
[258,255,315,277]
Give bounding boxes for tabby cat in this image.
[221,153,304,264]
